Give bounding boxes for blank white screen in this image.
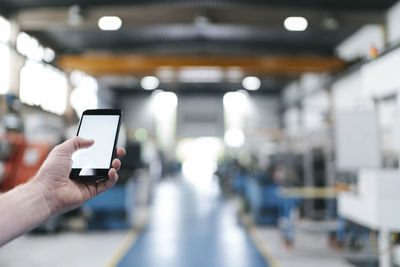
[72,115,119,169]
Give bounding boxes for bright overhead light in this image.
[177,67,224,83]
[152,91,178,117]
[0,16,11,42]
[223,91,249,111]
[43,47,55,63]
[242,76,261,91]
[98,16,122,31]
[284,16,308,31]
[224,129,245,148]
[141,76,160,90]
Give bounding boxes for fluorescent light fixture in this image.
[177,67,224,83]
[223,91,249,111]
[70,74,98,117]
[43,47,55,63]
[242,76,261,91]
[141,76,160,90]
[284,16,308,31]
[0,44,10,94]
[98,16,122,31]
[224,129,245,148]
[152,91,178,116]
[0,16,11,43]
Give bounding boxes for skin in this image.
[0,136,126,246]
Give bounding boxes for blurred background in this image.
[1,0,400,267]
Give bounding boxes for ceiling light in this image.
[141,76,159,90]
[152,91,178,116]
[223,91,249,111]
[224,129,245,148]
[43,47,55,63]
[284,16,308,31]
[242,76,261,91]
[98,16,122,31]
[178,67,224,83]
[0,16,11,42]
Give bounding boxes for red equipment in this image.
[0,132,52,192]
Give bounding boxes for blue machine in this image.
[83,181,136,230]
[245,174,300,242]
[231,171,247,195]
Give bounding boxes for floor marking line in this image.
[104,214,149,267]
[239,211,280,267]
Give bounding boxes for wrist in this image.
[28,176,56,217]
[0,178,53,245]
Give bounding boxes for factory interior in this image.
[3,0,400,266]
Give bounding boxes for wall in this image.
[387,1,400,45]
[335,25,385,61]
[177,95,224,139]
[119,94,155,135]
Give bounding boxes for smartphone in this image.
[69,109,122,180]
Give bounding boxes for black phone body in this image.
[69,109,122,180]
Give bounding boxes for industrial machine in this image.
[0,114,53,192]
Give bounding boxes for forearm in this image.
[0,179,51,246]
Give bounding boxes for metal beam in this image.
[16,6,384,31]
[57,54,346,76]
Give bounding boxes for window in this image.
[16,32,44,61]
[20,61,68,115]
[70,71,98,117]
[0,16,11,43]
[0,44,10,94]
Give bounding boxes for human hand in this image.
[31,137,126,216]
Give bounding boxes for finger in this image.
[60,137,94,156]
[108,168,118,182]
[112,159,121,171]
[115,147,126,159]
[96,168,118,194]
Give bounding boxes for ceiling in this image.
[0,0,396,93]
[0,0,397,13]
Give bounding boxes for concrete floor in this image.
[254,221,354,267]
[118,178,268,267]
[0,231,128,267]
[0,176,366,267]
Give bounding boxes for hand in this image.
[31,137,126,216]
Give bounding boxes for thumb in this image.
[61,136,94,156]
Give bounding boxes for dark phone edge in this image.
[69,168,109,180]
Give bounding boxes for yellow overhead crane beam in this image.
[279,186,350,199]
[57,54,346,76]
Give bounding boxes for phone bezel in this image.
[69,109,122,180]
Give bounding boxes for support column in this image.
[379,228,391,267]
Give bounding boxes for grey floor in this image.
[0,178,360,267]
[0,213,355,267]
[0,231,128,267]
[254,220,353,267]
[118,178,268,267]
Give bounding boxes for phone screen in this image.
[72,115,120,169]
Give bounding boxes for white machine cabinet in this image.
[338,169,400,267]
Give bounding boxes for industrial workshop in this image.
[1,1,400,267]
